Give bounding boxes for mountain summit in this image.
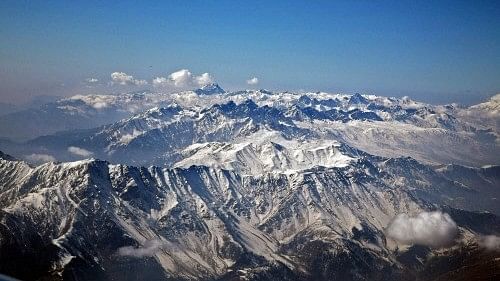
[194,83,225,95]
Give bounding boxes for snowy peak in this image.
[194,83,225,95]
[471,93,500,112]
[2,90,499,169]
[348,93,370,106]
[174,138,356,175]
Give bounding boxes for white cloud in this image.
[386,211,458,248]
[68,146,93,157]
[85,78,99,83]
[478,235,500,251]
[135,79,148,86]
[119,129,144,145]
[111,72,133,85]
[152,76,168,87]
[25,153,56,164]
[92,102,108,109]
[195,72,214,86]
[246,77,259,85]
[169,69,193,87]
[69,94,116,110]
[111,72,148,86]
[153,69,214,88]
[118,240,164,258]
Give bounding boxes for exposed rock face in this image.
[0,149,499,280]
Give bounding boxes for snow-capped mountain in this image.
[0,89,499,281]
[3,89,497,167]
[194,83,226,95]
[174,139,355,175]
[456,93,500,132]
[0,147,499,280]
[0,86,224,141]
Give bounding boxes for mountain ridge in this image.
[0,150,499,280]
[0,89,499,281]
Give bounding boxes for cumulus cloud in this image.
[153,69,214,88]
[68,146,93,157]
[85,78,99,83]
[169,69,194,87]
[25,153,56,164]
[118,240,164,258]
[152,76,168,87]
[386,211,458,248]
[246,77,259,85]
[111,72,148,86]
[478,235,500,251]
[194,72,214,86]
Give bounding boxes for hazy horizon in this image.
[1,1,499,106]
[0,82,498,107]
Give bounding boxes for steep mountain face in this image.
[0,147,499,281]
[174,140,355,175]
[0,90,499,281]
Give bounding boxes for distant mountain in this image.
[194,83,225,95]
[457,93,500,131]
[2,91,498,167]
[0,86,222,141]
[26,95,63,108]
[0,102,20,116]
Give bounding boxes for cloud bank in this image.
[117,239,165,258]
[111,72,148,86]
[68,146,93,157]
[386,211,458,248]
[153,69,214,88]
[246,77,259,85]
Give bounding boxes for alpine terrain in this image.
[0,86,499,281]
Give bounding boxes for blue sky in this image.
[1,0,499,104]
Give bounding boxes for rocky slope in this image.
[0,147,499,280]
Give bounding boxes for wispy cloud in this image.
[25,153,56,164]
[117,239,165,258]
[111,72,148,86]
[386,211,458,248]
[118,129,144,145]
[246,77,259,85]
[68,146,93,157]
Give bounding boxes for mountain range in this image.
[0,85,499,281]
